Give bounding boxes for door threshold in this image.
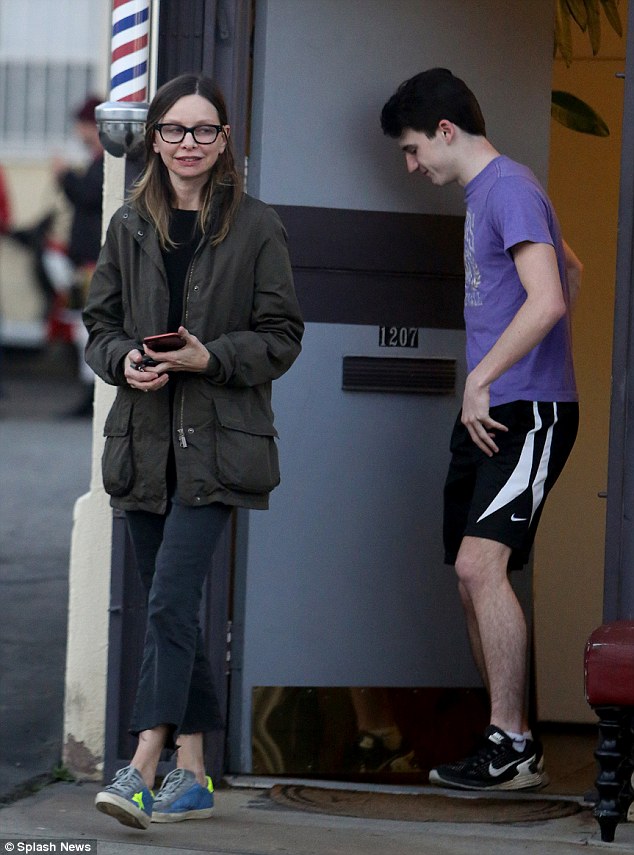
[223,775,586,803]
[224,775,429,795]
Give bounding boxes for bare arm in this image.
[462,241,567,455]
[563,239,582,310]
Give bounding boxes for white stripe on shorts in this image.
[476,402,558,525]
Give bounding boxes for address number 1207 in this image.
[378,326,419,348]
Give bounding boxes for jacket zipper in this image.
[176,249,201,449]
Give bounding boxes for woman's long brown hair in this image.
[128,74,243,247]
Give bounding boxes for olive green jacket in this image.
[83,193,303,513]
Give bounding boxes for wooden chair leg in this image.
[593,706,631,842]
[620,712,634,824]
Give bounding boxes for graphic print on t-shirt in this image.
[464,209,482,307]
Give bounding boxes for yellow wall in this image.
[534,11,627,721]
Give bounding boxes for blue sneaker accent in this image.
[95,765,154,829]
[152,768,214,822]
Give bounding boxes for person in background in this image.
[381,68,581,791]
[0,165,11,396]
[84,74,303,830]
[52,95,104,417]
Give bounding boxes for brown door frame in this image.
[604,0,634,620]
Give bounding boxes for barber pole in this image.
[110,0,150,102]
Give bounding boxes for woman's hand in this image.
[143,326,211,373]
[124,328,210,392]
[124,348,170,392]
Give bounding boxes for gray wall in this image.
[229,0,555,772]
[249,0,554,213]
[243,324,470,685]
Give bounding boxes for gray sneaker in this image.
[152,768,215,822]
[95,765,154,829]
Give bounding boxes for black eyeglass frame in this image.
[154,123,224,144]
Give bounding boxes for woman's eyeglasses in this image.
[154,124,224,144]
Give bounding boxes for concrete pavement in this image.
[0,344,92,802]
[2,777,634,854]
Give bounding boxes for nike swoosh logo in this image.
[488,760,518,777]
[511,514,527,522]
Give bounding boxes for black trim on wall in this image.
[274,205,465,329]
[157,0,218,85]
[604,0,634,621]
[292,269,464,329]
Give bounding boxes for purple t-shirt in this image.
[463,155,577,406]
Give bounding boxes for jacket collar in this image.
[121,205,165,272]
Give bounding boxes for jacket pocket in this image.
[213,396,280,493]
[102,394,135,497]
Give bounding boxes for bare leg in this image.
[175,733,207,786]
[350,688,396,733]
[130,728,208,789]
[454,536,528,734]
[457,580,490,694]
[349,687,403,755]
[130,725,170,789]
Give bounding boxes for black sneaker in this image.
[353,731,420,773]
[428,725,548,791]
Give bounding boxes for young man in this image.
[381,68,581,791]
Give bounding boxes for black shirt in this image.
[162,209,201,331]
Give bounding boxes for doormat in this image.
[269,784,583,824]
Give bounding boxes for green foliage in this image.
[554,0,623,65]
[551,90,610,135]
[51,764,76,783]
[552,0,623,135]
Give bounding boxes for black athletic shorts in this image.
[443,400,579,569]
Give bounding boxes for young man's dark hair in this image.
[380,67,486,139]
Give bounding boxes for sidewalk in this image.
[1,777,634,854]
[1,345,632,853]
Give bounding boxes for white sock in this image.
[505,729,532,753]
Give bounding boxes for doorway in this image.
[533,2,628,725]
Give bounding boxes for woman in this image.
[84,74,303,830]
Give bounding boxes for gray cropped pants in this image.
[125,501,231,749]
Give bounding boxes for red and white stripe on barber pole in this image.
[110,0,150,102]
